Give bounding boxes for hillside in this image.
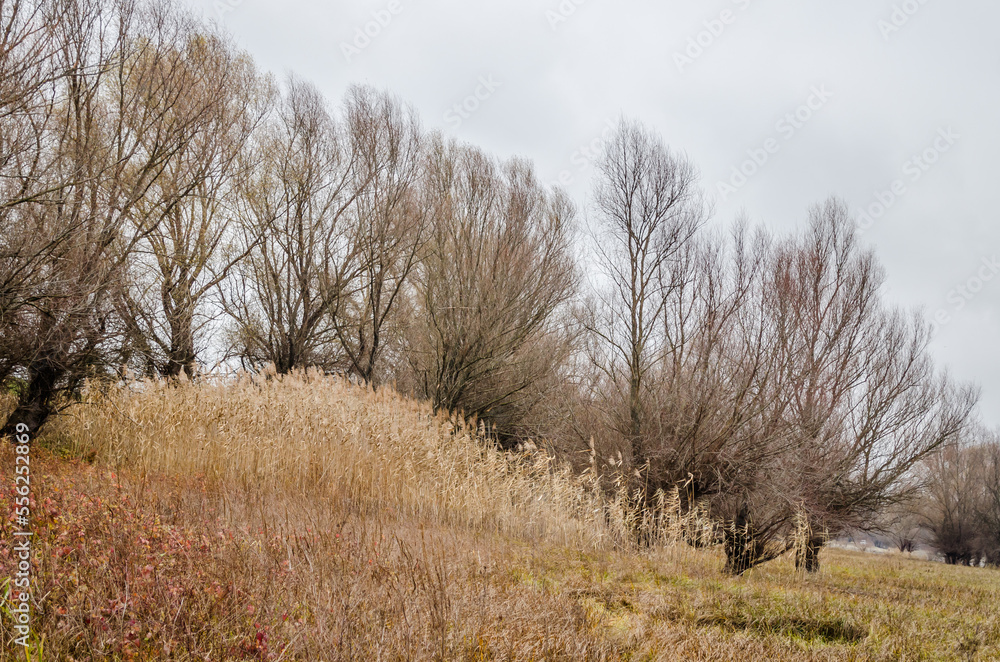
[2,374,999,661]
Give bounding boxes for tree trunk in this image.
[1,360,62,439]
[724,528,756,576]
[628,372,643,473]
[164,303,197,378]
[724,510,762,576]
[796,537,824,573]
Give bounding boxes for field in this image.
[1,374,998,661]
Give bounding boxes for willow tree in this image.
[116,30,273,377]
[223,77,365,373]
[585,118,707,474]
[2,0,237,435]
[409,135,577,443]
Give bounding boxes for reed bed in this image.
[53,370,611,548]
[3,375,997,660]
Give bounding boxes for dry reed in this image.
[54,370,611,548]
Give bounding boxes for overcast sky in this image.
[189,0,1000,427]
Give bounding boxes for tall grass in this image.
[6,374,996,660]
[54,370,610,547]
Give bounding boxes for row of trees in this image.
[906,428,1000,565]
[0,0,981,573]
[581,124,978,573]
[0,0,577,442]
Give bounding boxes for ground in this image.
[1,378,998,660]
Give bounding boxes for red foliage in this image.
[0,449,292,660]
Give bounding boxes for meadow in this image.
[1,373,998,661]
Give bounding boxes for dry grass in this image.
[1,373,999,660]
[59,370,611,548]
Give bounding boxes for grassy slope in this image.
[1,375,999,661]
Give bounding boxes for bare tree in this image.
[917,428,1000,566]
[583,195,978,574]
[975,432,1000,565]
[586,118,708,476]
[923,441,987,565]
[332,85,424,388]
[881,506,924,554]
[757,201,895,571]
[408,135,577,443]
[645,222,811,573]
[223,77,364,374]
[115,31,273,377]
[714,202,978,574]
[0,0,66,387]
[771,202,978,571]
[700,202,977,574]
[2,0,232,435]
